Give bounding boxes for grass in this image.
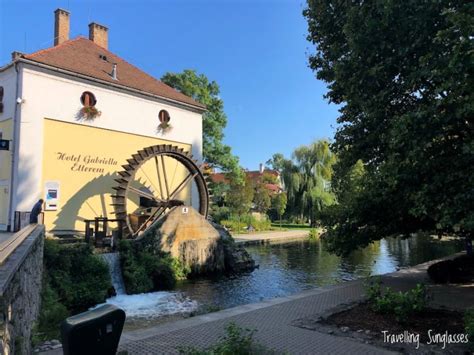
[270,223,312,230]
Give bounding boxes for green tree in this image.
[282,140,336,226]
[161,70,241,175]
[304,1,474,254]
[265,153,287,172]
[225,176,254,231]
[261,172,278,184]
[272,192,287,229]
[253,181,271,214]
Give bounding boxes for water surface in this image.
[176,235,463,310]
[103,234,463,329]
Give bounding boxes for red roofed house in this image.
[210,164,284,195]
[0,9,205,232]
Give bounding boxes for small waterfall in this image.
[95,253,198,322]
[101,252,126,295]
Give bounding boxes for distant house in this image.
[210,164,284,194]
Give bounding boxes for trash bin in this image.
[61,304,126,355]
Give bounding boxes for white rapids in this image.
[98,291,197,319]
[98,252,197,318]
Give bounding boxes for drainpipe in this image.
[8,62,21,231]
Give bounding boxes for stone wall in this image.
[0,225,44,355]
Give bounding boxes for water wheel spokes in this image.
[112,144,209,238]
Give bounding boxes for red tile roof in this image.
[211,170,281,185]
[210,171,283,195]
[210,173,227,184]
[22,37,205,109]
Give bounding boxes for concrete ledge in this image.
[0,224,44,354]
[233,230,309,246]
[0,225,45,296]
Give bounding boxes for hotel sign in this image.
[56,152,119,174]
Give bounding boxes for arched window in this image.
[80,91,97,107]
[158,110,170,124]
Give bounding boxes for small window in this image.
[80,91,97,107]
[159,110,170,123]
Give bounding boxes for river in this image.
[101,234,463,330]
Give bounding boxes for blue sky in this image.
[0,0,339,170]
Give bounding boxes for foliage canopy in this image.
[304,1,474,253]
[161,70,241,176]
[279,140,336,226]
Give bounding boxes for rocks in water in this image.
[211,222,256,273]
[137,207,255,275]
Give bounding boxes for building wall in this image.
[42,118,191,231]
[0,66,17,122]
[10,63,203,229]
[0,119,13,229]
[0,66,18,231]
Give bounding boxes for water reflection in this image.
[176,235,463,310]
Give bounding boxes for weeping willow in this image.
[281,140,336,226]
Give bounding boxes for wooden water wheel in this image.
[111,145,209,238]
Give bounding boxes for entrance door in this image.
[0,180,9,230]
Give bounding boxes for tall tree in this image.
[161,70,241,175]
[272,192,288,229]
[225,176,254,225]
[280,140,336,226]
[265,153,286,172]
[253,181,272,214]
[304,1,474,254]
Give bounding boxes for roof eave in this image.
[16,58,207,113]
[0,61,16,73]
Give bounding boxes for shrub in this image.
[428,255,474,284]
[252,219,271,231]
[178,322,276,355]
[34,240,111,341]
[221,220,246,232]
[33,281,69,343]
[221,215,272,233]
[364,277,428,323]
[43,240,111,314]
[210,206,231,224]
[308,228,319,240]
[119,240,190,294]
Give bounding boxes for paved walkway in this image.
[0,232,13,244]
[233,229,309,245]
[118,253,472,354]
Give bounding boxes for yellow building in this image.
[0,9,206,234]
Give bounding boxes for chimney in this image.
[259,163,264,174]
[54,8,70,46]
[89,22,108,49]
